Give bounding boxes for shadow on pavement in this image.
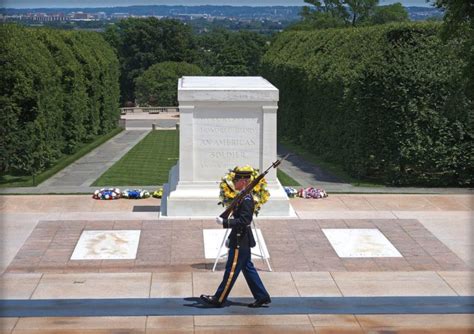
[183,297,250,309]
[277,144,343,183]
[132,205,160,212]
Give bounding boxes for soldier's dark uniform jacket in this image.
[223,193,256,249]
[212,192,270,306]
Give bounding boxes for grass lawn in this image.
[277,169,301,187]
[93,130,179,186]
[279,138,384,187]
[0,128,123,188]
[93,130,303,187]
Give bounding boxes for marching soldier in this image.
[200,167,271,308]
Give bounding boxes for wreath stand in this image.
[212,219,272,272]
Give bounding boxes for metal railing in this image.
[120,106,179,114]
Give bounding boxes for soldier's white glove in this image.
[216,217,224,225]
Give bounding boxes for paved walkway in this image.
[0,130,150,194]
[2,313,472,333]
[0,194,472,333]
[277,144,472,194]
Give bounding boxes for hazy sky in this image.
[2,0,435,8]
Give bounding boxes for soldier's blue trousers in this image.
[214,246,270,304]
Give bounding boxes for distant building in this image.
[68,12,99,21]
[96,12,107,20]
[111,13,131,19]
[21,12,67,22]
[174,13,210,20]
[71,12,89,19]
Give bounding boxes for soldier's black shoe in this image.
[248,296,271,308]
[200,294,223,307]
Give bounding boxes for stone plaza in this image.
[1,194,473,333]
[0,77,473,333]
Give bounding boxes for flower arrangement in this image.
[284,186,328,199]
[121,189,150,199]
[218,165,270,216]
[284,186,298,198]
[93,188,121,200]
[152,188,163,198]
[297,187,328,199]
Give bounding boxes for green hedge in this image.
[262,22,473,186]
[0,24,120,176]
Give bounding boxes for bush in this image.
[262,22,473,186]
[0,24,120,176]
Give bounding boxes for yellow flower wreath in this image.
[218,165,270,216]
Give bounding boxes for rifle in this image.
[219,154,290,219]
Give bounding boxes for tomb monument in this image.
[161,76,295,217]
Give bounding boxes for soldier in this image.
[200,168,271,308]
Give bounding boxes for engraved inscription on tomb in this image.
[194,117,260,179]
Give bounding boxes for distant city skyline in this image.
[2,0,436,9]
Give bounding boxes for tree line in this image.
[102,3,412,107]
[0,24,120,178]
[104,18,268,106]
[296,0,409,29]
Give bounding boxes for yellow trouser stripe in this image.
[218,248,239,303]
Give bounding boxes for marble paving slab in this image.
[70,230,141,260]
[202,229,269,259]
[322,229,402,258]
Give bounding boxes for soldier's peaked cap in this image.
[233,167,253,180]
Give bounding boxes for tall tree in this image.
[300,0,385,28]
[345,0,379,26]
[134,61,203,106]
[369,3,409,25]
[300,0,348,28]
[196,29,267,75]
[104,18,197,104]
[436,0,473,36]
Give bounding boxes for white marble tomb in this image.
[161,76,295,217]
